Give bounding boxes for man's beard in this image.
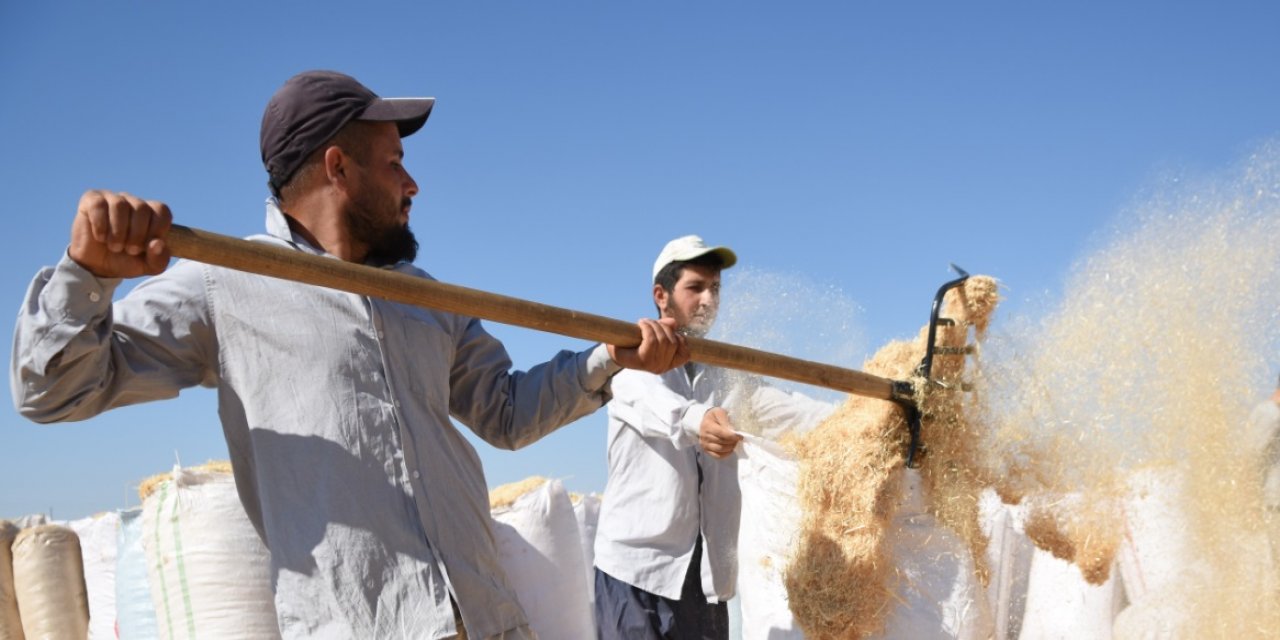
[664,301,714,338]
[347,190,418,267]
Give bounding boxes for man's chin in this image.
[679,325,710,338]
[366,226,419,266]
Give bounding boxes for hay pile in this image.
[489,476,549,511]
[785,276,1000,639]
[138,460,235,501]
[785,142,1280,639]
[969,144,1280,635]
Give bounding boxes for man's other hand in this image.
[700,407,742,459]
[608,318,689,374]
[70,190,173,279]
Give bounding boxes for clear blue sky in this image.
[2,1,1278,520]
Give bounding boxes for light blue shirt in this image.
[12,200,621,639]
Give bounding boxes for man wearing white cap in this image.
[592,236,834,639]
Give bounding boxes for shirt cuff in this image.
[580,343,625,392]
[48,251,121,320]
[680,403,711,443]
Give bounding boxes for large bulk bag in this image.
[1016,548,1120,640]
[980,493,1034,639]
[737,437,993,640]
[0,520,22,640]
[1111,468,1192,639]
[115,508,158,639]
[140,463,280,639]
[736,437,805,639]
[1116,469,1192,604]
[1111,589,1185,640]
[12,524,89,639]
[872,470,993,639]
[570,492,601,606]
[1111,468,1275,638]
[489,477,593,640]
[68,513,119,640]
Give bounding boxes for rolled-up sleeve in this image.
[608,370,710,449]
[12,254,217,423]
[738,378,836,439]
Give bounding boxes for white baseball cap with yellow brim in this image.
[652,235,738,281]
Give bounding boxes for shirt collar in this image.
[263,197,325,256]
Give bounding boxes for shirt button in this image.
[377,331,385,339]
[412,471,421,480]
[89,292,101,302]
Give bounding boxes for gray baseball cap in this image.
[260,70,435,194]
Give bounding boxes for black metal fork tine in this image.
[896,265,971,468]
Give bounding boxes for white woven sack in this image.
[571,493,601,607]
[1111,590,1186,640]
[0,520,21,640]
[69,512,119,640]
[141,465,280,639]
[490,478,593,640]
[1117,469,1196,603]
[1017,548,1120,640]
[980,492,1034,640]
[116,507,159,639]
[1112,468,1273,638]
[12,524,90,639]
[871,469,993,640]
[736,435,805,640]
[736,438,992,640]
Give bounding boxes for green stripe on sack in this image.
[171,478,197,640]
[153,481,176,639]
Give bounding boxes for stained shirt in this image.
[11,200,621,639]
[593,363,833,602]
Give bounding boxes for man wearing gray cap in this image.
[12,70,687,638]
[592,236,834,640]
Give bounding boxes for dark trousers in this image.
[594,538,729,640]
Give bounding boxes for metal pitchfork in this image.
[165,225,975,464]
[894,265,972,468]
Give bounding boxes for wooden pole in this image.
[165,225,898,400]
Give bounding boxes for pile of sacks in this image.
[488,476,602,639]
[0,467,606,640]
[0,462,278,640]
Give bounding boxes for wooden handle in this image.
[164,225,897,400]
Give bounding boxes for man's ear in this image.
[323,146,348,188]
[653,283,668,314]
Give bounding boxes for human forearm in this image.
[12,256,215,423]
[450,322,617,450]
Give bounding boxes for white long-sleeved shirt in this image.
[593,364,833,601]
[11,200,622,639]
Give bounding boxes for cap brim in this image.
[651,246,738,281]
[710,247,737,270]
[361,97,436,137]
